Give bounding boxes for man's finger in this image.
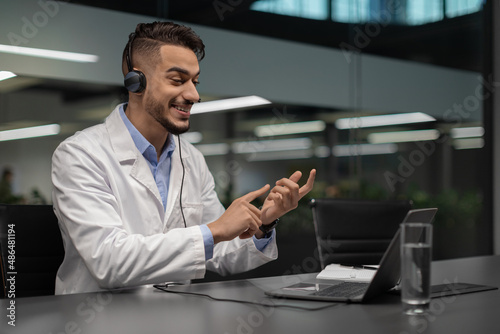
[241,184,270,202]
[298,169,317,198]
[288,171,302,183]
[239,219,260,239]
[276,177,300,190]
[247,204,262,224]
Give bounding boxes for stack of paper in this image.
[316,264,378,282]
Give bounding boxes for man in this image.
[0,168,20,204]
[51,21,316,294]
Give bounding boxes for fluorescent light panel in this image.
[232,137,312,154]
[453,138,484,150]
[0,44,99,63]
[450,126,484,139]
[0,71,17,81]
[335,112,436,129]
[182,131,203,143]
[254,120,326,137]
[191,96,271,114]
[368,129,440,144]
[194,143,230,156]
[315,145,331,158]
[195,138,313,156]
[247,149,313,161]
[333,143,398,157]
[0,124,60,142]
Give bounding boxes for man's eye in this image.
[171,79,184,84]
[193,81,200,86]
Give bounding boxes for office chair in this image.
[0,204,64,298]
[310,198,412,268]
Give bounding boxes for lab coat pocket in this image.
[180,202,204,226]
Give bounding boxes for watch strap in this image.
[259,218,279,233]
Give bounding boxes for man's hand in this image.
[257,169,316,238]
[208,184,270,244]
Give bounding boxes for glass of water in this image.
[400,222,433,315]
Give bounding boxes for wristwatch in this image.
[259,218,279,233]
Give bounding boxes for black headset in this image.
[124,33,147,93]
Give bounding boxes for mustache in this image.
[171,99,196,105]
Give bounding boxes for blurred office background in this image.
[1,0,499,263]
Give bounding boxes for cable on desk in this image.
[153,284,338,311]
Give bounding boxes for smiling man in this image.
[51,21,316,294]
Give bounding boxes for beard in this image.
[144,94,190,135]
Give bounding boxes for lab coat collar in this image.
[106,104,138,163]
[105,104,164,213]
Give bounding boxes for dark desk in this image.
[2,256,500,334]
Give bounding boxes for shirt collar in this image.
[119,104,176,162]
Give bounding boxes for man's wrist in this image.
[258,206,279,234]
[259,217,279,233]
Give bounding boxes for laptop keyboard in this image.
[312,282,370,298]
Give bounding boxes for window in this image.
[251,0,484,25]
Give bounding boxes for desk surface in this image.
[2,255,500,334]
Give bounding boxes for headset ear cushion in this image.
[124,70,146,93]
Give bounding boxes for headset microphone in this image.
[124,33,147,93]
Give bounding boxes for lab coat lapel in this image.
[106,106,164,214]
[165,138,188,227]
[129,157,164,215]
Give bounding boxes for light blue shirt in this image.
[120,107,173,210]
[119,105,273,260]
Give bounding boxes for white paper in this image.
[316,264,377,282]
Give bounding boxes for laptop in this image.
[265,208,438,303]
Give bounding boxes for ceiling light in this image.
[453,138,484,150]
[0,124,60,142]
[0,44,99,63]
[0,71,17,81]
[195,143,230,156]
[232,138,312,154]
[247,149,314,161]
[368,129,440,144]
[450,126,484,139]
[315,145,331,158]
[332,143,398,157]
[335,112,436,129]
[181,131,203,143]
[254,120,326,137]
[191,96,271,114]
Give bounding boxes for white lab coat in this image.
[52,105,277,294]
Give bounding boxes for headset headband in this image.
[126,33,136,72]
